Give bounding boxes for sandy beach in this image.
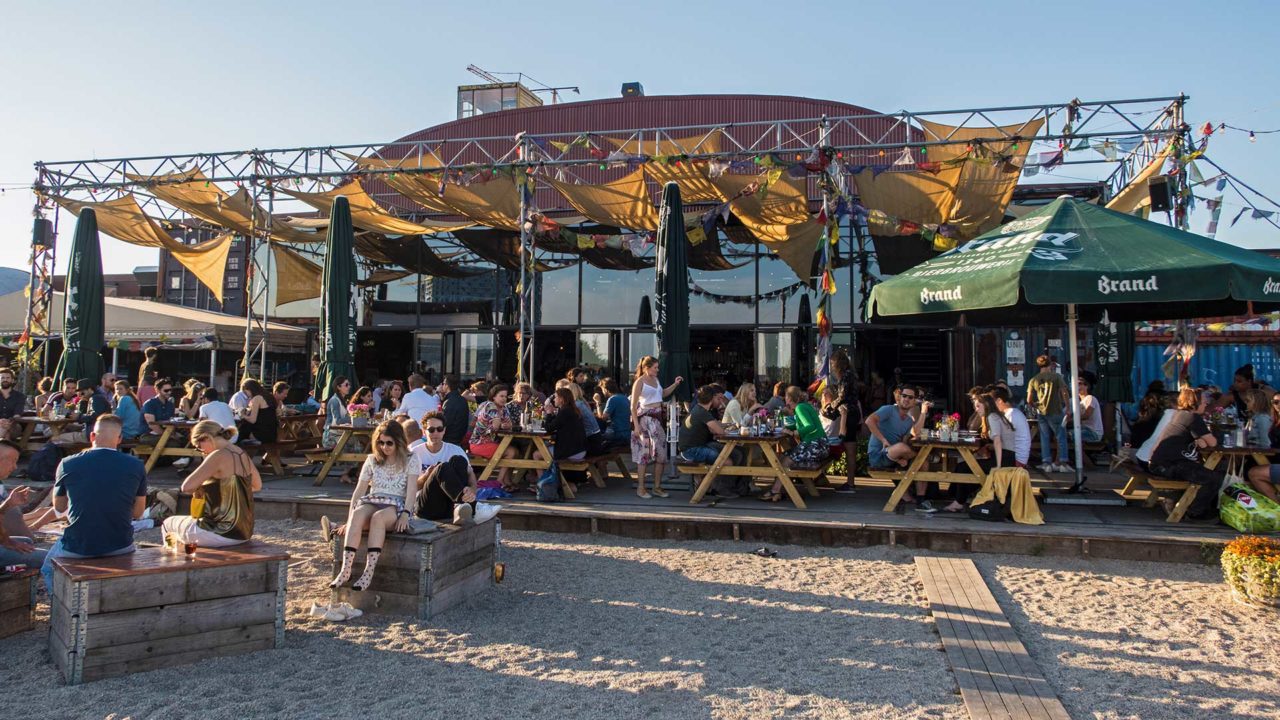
[2,520,1277,720]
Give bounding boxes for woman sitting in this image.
[321,376,352,448]
[723,382,760,427]
[236,379,278,444]
[535,388,588,488]
[329,420,420,591]
[178,380,205,420]
[1244,388,1273,448]
[941,393,1015,513]
[112,380,146,441]
[379,381,404,415]
[161,420,261,548]
[470,384,519,490]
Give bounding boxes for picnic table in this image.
[9,414,78,452]
[881,437,988,512]
[687,432,808,509]
[136,419,202,473]
[1203,445,1276,477]
[477,430,580,500]
[308,423,374,486]
[278,413,323,449]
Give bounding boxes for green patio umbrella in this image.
[868,196,1280,485]
[53,208,105,386]
[655,183,692,404]
[314,197,357,403]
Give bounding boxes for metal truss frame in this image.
[32,94,1188,386]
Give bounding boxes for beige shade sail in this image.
[270,243,323,305]
[345,152,461,216]
[1105,145,1172,216]
[54,194,234,301]
[544,169,660,230]
[280,178,472,235]
[439,174,522,231]
[125,168,319,244]
[710,173,821,282]
[605,132,725,203]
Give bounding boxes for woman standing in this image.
[161,420,261,548]
[329,420,419,591]
[237,379,278,444]
[723,382,760,427]
[629,356,682,499]
[112,380,146,440]
[322,376,352,448]
[821,349,863,492]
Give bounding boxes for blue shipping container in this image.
[1134,343,1280,398]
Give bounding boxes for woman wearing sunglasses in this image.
[160,420,262,548]
[329,420,420,591]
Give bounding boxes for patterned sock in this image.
[329,547,357,588]
[352,549,381,591]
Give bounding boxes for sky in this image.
[1,0,1278,275]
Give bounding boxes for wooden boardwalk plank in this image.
[916,557,1071,720]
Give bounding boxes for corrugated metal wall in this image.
[1134,342,1280,393]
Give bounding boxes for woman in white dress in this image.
[629,356,683,499]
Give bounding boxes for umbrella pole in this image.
[1066,304,1086,489]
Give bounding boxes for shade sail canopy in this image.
[53,209,105,384]
[867,196,1280,324]
[656,183,692,404]
[282,178,474,235]
[126,168,319,244]
[0,290,307,352]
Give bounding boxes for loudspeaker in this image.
[620,82,644,98]
[1148,176,1172,212]
[31,218,53,248]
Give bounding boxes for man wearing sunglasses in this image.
[404,413,476,524]
[865,384,932,473]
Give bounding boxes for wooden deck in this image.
[916,557,1070,720]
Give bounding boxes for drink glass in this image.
[184,540,198,559]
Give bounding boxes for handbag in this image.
[536,461,562,502]
[969,496,1010,522]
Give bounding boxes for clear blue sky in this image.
[2,0,1277,274]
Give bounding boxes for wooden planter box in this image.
[0,569,38,639]
[49,542,289,685]
[331,520,497,620]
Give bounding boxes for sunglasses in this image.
[900,394,917,400]
[426,426,446,433]
[376,440,396,447]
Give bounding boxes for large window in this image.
[690,261,756,325]
[416,332,447,379]
[458,332,494,378]
[578,332,611,375]
[537,266,579,326]
[756,331,793,385]
[758,252,811,326]
[627,331,657,373]
[582,265,652,326]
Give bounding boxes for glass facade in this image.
[458,332,495,377]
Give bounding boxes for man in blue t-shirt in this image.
[40,414,148,596]
[140,378,177,436]
[865,384,931,470]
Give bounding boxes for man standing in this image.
[678,385,749,497]
[40,415,148,596]
[439,376,469,446]
[992,387,1032,467]
[396,374,440,422]
[0,441,48,569]
[1026,354,1070,473]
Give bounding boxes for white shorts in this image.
[161,515,246,548]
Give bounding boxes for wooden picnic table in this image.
[309,423,375,486]
[477,430,579,500]
[8,414,78,453]
[278,413,323,449]
[136,419,202,473]
[881,437,988,512]
[688,433,808,509]
[1203,445,1276,477]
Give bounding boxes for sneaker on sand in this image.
[155,490,179,516]
[914,499,938,513]
[452,503,474,525]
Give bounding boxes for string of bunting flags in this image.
[687,276,809,305]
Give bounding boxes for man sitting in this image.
[396,374,440,421]
[1065,376,1104,443]
[0,367,27,429]
[0,441,49,569]
[678,384,750,497]
[408,413,477,524]
[866,385,933,509]
[55,379,112,445]
[42,378,79,413]
[196,387,238,442]
[40,415,148,596]
[992,387,1031,468]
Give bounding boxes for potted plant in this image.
[1221,536,1280,610]
[348,402,372,428]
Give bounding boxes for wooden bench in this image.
[331,520,497,620]
[916,557,1071,719]
[559,452,631,490]
[253,440,298,476]
[1114,461,1197,522]
[0,568,38,639]
[49,541,289,684]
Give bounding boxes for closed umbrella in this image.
[53,209,105,385]
[869,196,1280,486]
[1094,315,1135,404]
[314,197,357,403]
[637,295,653,327]
[655,183,692,403]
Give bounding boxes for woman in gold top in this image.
[160,420,261,547]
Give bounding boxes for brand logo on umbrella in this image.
[949,231,1080,262]
[1096,274,1159,295]
[1264,277,1280,295]
[920,285,963,304]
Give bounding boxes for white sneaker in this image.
[1037,463,1056,473]
[452,503,474,525]
[173,458,190,468]
[1055,463,1074,473]
[309,602,328,618]
[322,609,348,622]
[336,602,363,619]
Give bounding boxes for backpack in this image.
[969,495,1010,522]
[536,462,563,502]
[26,443,68,485]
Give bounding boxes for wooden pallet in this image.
[0,569,37,639]
[916,556,1070,720]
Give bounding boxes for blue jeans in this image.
[0,537,48,570]
[1038,413,1068,464]
[679,443,742,466]
[41,539,135,597]
[1080,427,1101,443]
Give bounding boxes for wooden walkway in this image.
[916,557,1071,720]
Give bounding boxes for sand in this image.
[2,521,1277,720]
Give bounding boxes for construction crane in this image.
[466,64,580,104]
